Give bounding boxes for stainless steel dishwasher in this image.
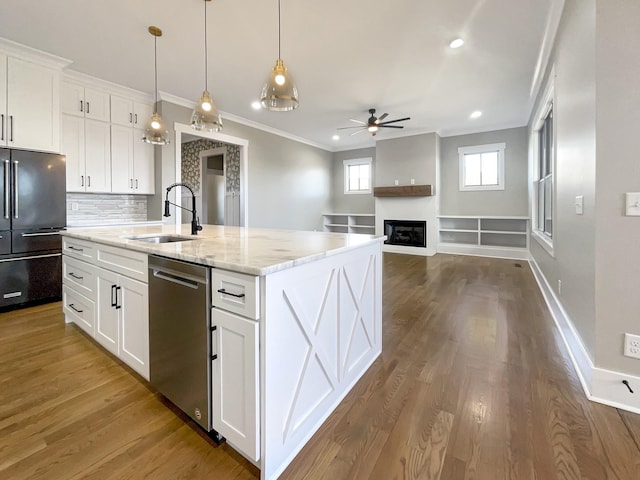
[149,255,212,431]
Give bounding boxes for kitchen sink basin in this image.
[125,235,196,244]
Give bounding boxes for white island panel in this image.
[261,242,382,480]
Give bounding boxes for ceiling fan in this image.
[337,108,411,136]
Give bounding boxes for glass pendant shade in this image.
[142,26,170,146]
[260,58,299,111]
[191,0,222,133]
[142,112,170,145]
[191,90,222,132]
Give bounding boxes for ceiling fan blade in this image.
[349,119,367,125]
[379,125,404,129]
[375,113,389,124]
[350,129,368,136]
[337,126,366,130]
[378,117,411,125]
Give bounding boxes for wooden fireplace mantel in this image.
[373,185,433,197]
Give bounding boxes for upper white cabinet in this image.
[62,82,110,122]
[111,124,155,194]
[62,115,111,192]
[0,54,61,152]
[111,95,153,128]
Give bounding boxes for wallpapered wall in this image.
[181,139,240,194]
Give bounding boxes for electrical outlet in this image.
[624,333,640,359]
[71,202,79,211]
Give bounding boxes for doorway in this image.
[172,123,248,227]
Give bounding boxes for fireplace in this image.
[384,220,426,248]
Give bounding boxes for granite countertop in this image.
[61,224,385,276]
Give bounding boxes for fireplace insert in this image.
[384,220,426,247]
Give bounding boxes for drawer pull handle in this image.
[69,272,84,280]
[69,303,83,313]
[211,354,218,361]
[217,288,245,299]
[68,246,84,252]
[211,325,217,331]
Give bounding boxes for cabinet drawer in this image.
[63,256,97,300]
[96,244,148,282]
[63,237,95,261]
[211,270,260,320]
[63,285,95,336]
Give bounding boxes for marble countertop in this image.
[61,224,385,275]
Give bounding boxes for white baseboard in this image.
[438,243,531,261]
[529,259,640,414]
[382,244,435,256]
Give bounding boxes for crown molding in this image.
[159,91,333,152]
[0,37,72,69]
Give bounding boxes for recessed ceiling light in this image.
[470,110,482,119]
[449,38,464,49]
[251,101,262,110]
[332,134,340,141]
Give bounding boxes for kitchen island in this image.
[60,224,383,480]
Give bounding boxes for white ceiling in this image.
[0,0,563,151]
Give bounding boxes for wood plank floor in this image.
[2,253,639,479]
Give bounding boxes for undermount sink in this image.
[125,235,196,244]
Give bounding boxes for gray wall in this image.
[593,0,640,374]
[151,101,332,231]
[439,127,529,216]
[331,147,375,214]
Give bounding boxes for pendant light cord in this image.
[204,0,208,91]
[154,34,158,106]
[278,0,281,60]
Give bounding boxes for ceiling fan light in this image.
[260,59,299,111]
[368,125,379,133]
[191,90,223,132]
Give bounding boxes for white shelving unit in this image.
[322,213,375,234]
[438,216,530,260]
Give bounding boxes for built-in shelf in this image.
[437,215,529,260]
[373,185,433,197]
[322,213,375,234]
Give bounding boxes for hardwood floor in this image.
[2,253,639,479]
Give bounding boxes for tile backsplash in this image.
[66,193,148,226]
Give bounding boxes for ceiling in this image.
[0,0,563,151]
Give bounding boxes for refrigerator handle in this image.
[12,160,18,219]
[3,160,8,219]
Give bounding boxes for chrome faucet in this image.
[163,183,203,235]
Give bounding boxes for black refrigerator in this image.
[1,148,66,309]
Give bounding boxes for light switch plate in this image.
[625,192,640,216]
[575,196,583,215]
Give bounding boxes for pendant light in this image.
[142,26,170,145]
[260,0,299,111]
[191,0,222,132]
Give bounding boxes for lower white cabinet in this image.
[63,242,149,380]
[212,304,260,461]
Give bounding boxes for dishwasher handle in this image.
[152,268,203,289]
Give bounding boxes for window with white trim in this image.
[532,69,555,253]
[458,143,505,191]
[344,158,372,194]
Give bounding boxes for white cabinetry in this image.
[62,240,149,380]
[437,216,530,260]
[211,269,260,461]
[111,124,155,194]
[322,213,375,234]
[110,95,153,128]
[62,82,110,121]
[0,54,60,152]
[62,115,111,192]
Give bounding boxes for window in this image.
[532,69,554,254]
[537,106,553,238]
[344,158,372,194]
[458,143,505,191]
